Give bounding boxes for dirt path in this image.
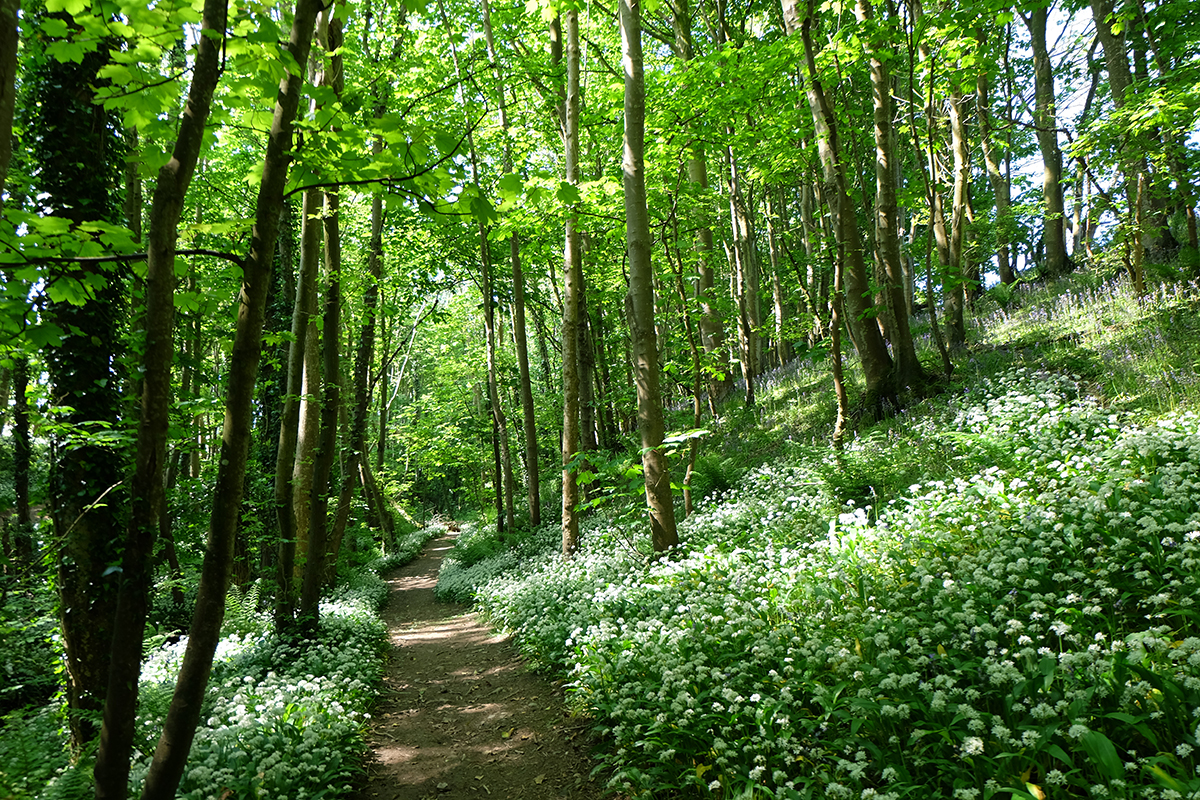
[352,533,607,800]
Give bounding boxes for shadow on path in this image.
[352,534,606,800]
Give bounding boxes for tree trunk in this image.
[299,11,345,630]
[726,152,759,405]
[1089,0,1146,292]
[481,0,540,527]
[92,0,227,790]
[275,187,321,625]
[795,0,895,414]
[945,88,970,346]
[32,23,127,749]
[11,357,31,565]
[856,0,925,387]
[0,0,16,200]
[1023,6,1069,279]
[136,0,322,792]
[621,0,678,552]
[976,36,1015,285]
[510,241,540,525]
[765,189,793,366]
[561,7,583,556]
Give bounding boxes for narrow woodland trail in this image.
[351,533,607,800]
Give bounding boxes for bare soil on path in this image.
[351,533,608,800]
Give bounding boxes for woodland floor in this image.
[350,533,608,800]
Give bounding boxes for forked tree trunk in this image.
[136,0,322,793]
[92,0,226,790]
[293,188,323,578]
[621,0,678,552]
[276,186,321,626]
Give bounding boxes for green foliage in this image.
[0,524,443,800]
[0,580,59,715]
[222,579,268,638]
[470,368,1200,798]
[0,706,72,799]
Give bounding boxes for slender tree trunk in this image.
[482,0,540,527]
[1023,6,1069,279]
[136,0,321,792]
[945,88,970,346]
[11,357,31,564]
[795,0,895,414]
[511,241,540,525]
[621,0,678,552]
[976,37,1015,285]
[561,7,583,556]
[857,0,925,387]
[668,231,703,517]
[765,189,793,366]
[276,187,321,623]
[303,10,346,616]
[93,0,227,790]
[908,25,955,380]
[1090,0,1145,292]
[727,152,758,405]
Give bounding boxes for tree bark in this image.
[621,0,678,552]
[945,88,970,346]
[92,0,227,791]
[482,0,540,527]
[0,0,15,200]
[561,7,583,557]
[1023,6,1069,279]
[11,357,31,565]
[856,0,925,386]
[1089,0,1145,292]
[300,9,345,630]
[32,23,126,750]
[765,189,792,366]
[976,34,1015,285]
[796,0,895,414]
[137,0,322,792]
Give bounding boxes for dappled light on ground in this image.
[352,534,604,800]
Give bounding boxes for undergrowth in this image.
[440,277,1200,799]
[0,522,441,800]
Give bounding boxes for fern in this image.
[221,580,267,637]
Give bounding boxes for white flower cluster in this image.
[124,523,442,800]
[471,369,1200,798]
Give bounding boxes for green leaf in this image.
[1080,730,1123,780]
[1045,744,1072,766]
[46,39,89,64]
[45,0,88,14]
[469,195,499,225]
[174,291,202,313]
[27,323,66,348]
[497,172,524,200]
[556,181,581,205]
[39,16,70,36]
[248,16,281,43]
